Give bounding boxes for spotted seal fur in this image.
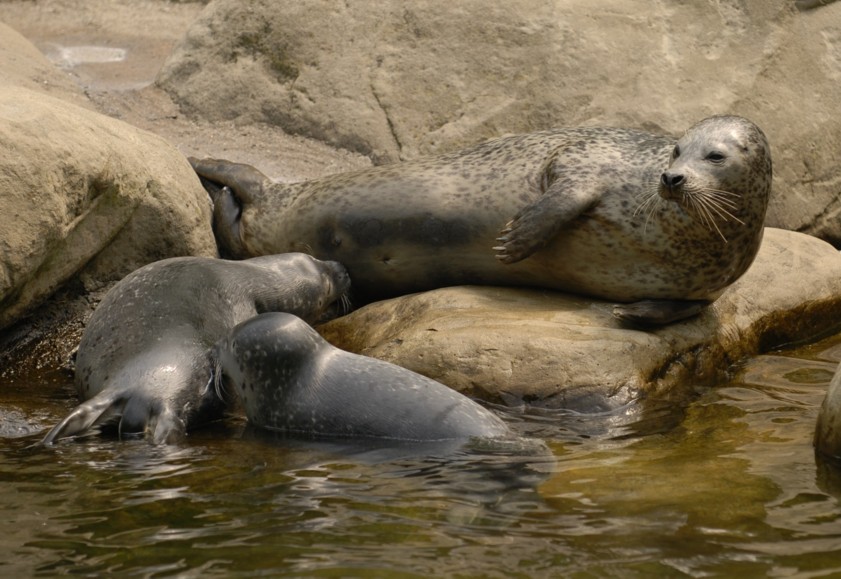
[192,115,772,325]
[42,254,350,445]
[213,312,512,441]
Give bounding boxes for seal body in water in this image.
[815,367,841,460]
[193,115,772,325]
[213,312,512,441]
[42,253,350,445]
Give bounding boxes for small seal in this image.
[213,312,512,441]
[192,115,772,325]
[816,368,841,460]
[42,253,350,445]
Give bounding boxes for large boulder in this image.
[0,85,217,331]
[320,228,841,410]
[0,21,91,109]
[158,0,841,243]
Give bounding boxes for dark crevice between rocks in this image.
[0,279,103,383]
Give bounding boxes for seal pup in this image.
[42,253,350,445]
[192,115,772,325]
[212,312,512,441]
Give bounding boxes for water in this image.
[2,335,841,577]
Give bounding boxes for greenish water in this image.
[2,335,841,577]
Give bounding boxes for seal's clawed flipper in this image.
[494,174,602,264]
[41,391,126,445]
[612,299,709,326]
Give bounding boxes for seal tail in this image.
[41,390,127,445]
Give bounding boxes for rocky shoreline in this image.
[1,0,840,409]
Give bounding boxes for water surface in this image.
[2,335,841,576]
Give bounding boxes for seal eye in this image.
[673,145,681,159]
[706,152,726,163]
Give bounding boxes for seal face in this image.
[42,253,350,445]
[213,312,511,442]
[192,115,772,325]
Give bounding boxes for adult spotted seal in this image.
[213,312,511,441]
[193,115,772,325]
[42,254,350,445]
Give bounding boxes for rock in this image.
[0,21,91,109]
[319,228,841,410]
[0,85,218,331]
[158,0,841,242]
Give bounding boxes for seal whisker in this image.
[697,188,740,210]
[211,361,228,403]
[634,181,664,234]
[643,196,664,234]
[632,181,663,234]
[704,187,742,202]
[339,293,353,315]
[686,194,728,242]
[693,190,745,225]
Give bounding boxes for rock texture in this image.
[158,0,841,243]
[320,228,841,410]
[0,85,217,331]
[0,21,92,109]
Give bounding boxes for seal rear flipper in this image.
[41,391,126,445]
[494,175,602,264]
[188,157,265,259]
[188,157,267,205]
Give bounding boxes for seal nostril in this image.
[661,172,685,188]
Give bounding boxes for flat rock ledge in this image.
[320,228,841,411]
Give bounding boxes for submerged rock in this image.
[320,228,841,409]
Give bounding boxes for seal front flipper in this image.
[41,390,126,445]
[494,175,602,264]
[612,299,709,326]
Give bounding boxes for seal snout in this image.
[659,171,685,200]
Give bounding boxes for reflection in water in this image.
[2,334,841,575]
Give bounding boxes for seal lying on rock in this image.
[42,254,350,445]
[213,312,512,441]
[192,115,772,325]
